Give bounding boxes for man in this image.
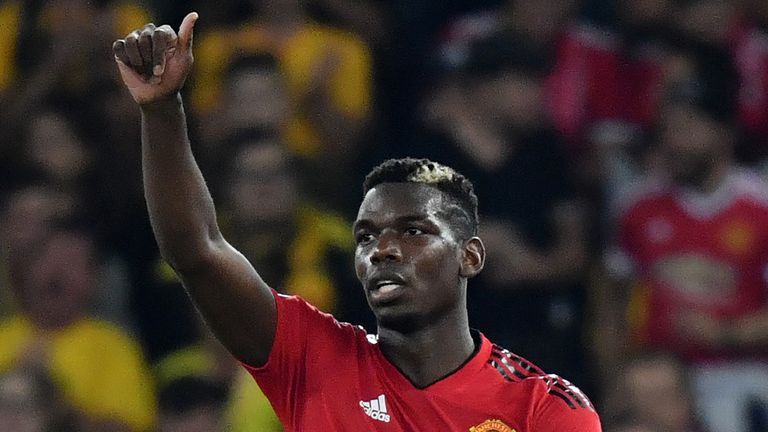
[112,13,600,431]
[615,353,702,432]
[158,376,229,432]
[603,96,768,432]
[0,227,156,431]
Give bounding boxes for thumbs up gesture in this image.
[113,12,199,105]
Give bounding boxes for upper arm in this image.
[175,237,277,367]
[531,379,602,432]
[532,402,602,432]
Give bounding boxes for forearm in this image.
[141,93,220,269]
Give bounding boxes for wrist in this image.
[139,92,183,112]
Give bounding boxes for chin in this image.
[371,306,420,333]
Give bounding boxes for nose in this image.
[370,233,402,264]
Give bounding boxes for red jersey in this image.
[547,24,664,144]
[243,291,601,431]
[617,170,768,361]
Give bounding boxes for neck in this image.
[377,309,475,388]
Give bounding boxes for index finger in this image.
[113,39,129,65]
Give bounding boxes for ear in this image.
[459,237,485,278]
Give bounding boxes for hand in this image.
[112,12,198,105]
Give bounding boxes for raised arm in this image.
[113,13,276,366]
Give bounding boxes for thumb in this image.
[178,12,199,51]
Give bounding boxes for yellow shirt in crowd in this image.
[0,0,149,92]
[0,315,157,431]
[192,21,372,156]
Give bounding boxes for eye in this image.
[404,227,424,236]
[356,232,375,245]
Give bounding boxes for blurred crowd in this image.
[1,0,768,431]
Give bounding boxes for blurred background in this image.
[1,0,768,431]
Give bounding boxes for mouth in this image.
[367,276,407,304]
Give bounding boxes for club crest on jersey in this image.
[469,419,516,432]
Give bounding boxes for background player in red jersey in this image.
[112,13,601,431]
[602,95,768,431]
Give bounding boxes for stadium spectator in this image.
[0,0,150,145]
[214,130,361,318]
[192,14,372,212]
[153,323,283,432]
[0,182,75,317]
[157,376,229,432]
[210,54,290,141]
[602,93,768,432]
[190,0,372,158]
[0,227,156,432]
[22,106,95,201]
[611,353,702,432]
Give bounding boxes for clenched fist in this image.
[113,12,198,105]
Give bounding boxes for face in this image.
[624,360,691,431]
[27,112,91,182]
[21,232,97,329]
[227,141,298,224]
[659,104,726,187]
[224,68,290,131]
[353,183,483,331]
[1,187,73,256]
[471,73,543,130]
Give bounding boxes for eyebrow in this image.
[352,214,435,232]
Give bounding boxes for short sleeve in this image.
[241,291,360,425]
[530,376,602,432]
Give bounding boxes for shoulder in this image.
[65,318,146,356]
[486,346,601,431]
[275,292,369,342]
[0,314,29,334]
[728,169,768,208]
[613,176,670,221]
[244,292,371,378]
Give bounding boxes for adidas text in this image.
[360,394,391,423]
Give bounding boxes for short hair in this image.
[363,158,479,239]
[158,376,228,415]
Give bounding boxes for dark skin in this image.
[354,183,485,386]
[113,13,486,388]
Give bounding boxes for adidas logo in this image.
[360,394,391,423]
